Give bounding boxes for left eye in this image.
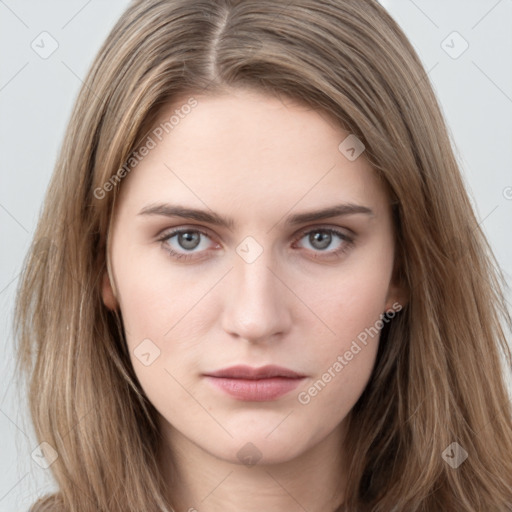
[294,228,351,253]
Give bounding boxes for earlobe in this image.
[101,270,118,311]
[384,297,406,315]
[384,255,409,313]
[384,277,409,314]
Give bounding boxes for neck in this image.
[159,420,348,512]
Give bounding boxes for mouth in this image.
[203,365,306,401]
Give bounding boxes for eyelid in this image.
[156,224,218,242]
[156,223,353,241]
[292,223,354,239]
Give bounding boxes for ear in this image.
[384,258,408,313]
[101,269,118,311]
[384,281,408,314]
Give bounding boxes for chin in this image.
[203,429,317,467]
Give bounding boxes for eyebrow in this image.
[138,202,374,229]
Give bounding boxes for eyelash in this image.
[156,226,354,262]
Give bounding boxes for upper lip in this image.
[204,365,305,379]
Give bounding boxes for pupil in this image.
[179,232,200,250]
[311,231,331,250]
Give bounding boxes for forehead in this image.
[116,89,388,219]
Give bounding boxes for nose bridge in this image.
[221,240,291,341]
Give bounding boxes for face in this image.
[102,88,404,467]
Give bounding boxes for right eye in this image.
[157,227,220,261]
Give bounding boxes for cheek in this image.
[291,251,392,408]
[297,283,384,406]
[112,243,207,340]
[299,256,392,358]
[114,262,209,415]
[111,246,223,396]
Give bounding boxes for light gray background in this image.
[1,1,511,510]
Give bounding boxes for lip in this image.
[204,364,306,379]
[203,365,306,401]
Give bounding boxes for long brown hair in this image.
[14,0,512,510]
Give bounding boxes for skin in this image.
[102,88,406,512]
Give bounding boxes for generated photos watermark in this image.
[93,97,198,200]
[297,301,402,405]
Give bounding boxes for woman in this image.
[14,0,512,511]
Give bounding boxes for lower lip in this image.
[204,376,305,401]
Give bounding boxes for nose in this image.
[220,249,293,344]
